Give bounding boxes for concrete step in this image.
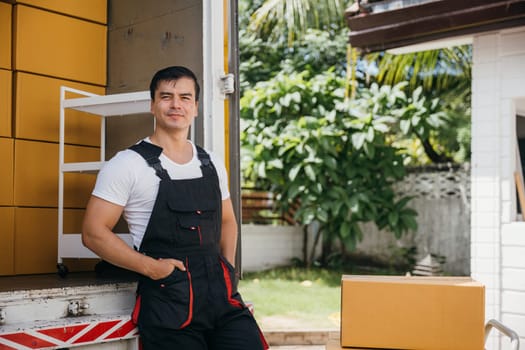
[270,346,325,350]
[264,329,338,347]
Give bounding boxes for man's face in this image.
[150,78,198,131]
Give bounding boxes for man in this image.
[82,66,268,349]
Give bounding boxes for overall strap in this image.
[129,141,170,181]
[195,145,217,177]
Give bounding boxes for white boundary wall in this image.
[357,165,471,275]
[242,166,471,275]
[471,26,525,348]
[241,224,304,272]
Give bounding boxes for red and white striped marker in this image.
[0,318,138,349]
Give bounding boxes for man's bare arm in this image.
[219,198,238,267]
[82,195,185,279]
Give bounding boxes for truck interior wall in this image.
[0,0,206,276]
[106,0,204,158]
[0,1,107,276]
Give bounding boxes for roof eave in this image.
[345,0,525,53]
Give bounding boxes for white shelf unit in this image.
[58,86,150,265]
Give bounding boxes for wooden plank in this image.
[516,146,525,221]
[515,171,525,221]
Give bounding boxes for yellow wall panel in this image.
[14,140,99,208]
[0,69,12,137]
[14,5,107,85]
[0,2,11,69]
[64,145,99,208]
[15,72,104,145]
[0,207,15,276]
[14,140,58,207]
[0,137,14,205]
[63,208,85,234]
[14,207,57,274]
[14,0,107,24]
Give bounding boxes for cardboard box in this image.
[0,69,11,137]
[14,140,98,207]
[14,207,57,274]
[0,207,15,276]
[13,0,107,24]
[341,275,485,350]
[14,5,107,85]
[0,137,14,205]
[0,2,11,69]
[14,139,57,207]
[15,72,103,144]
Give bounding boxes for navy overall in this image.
[129,141,268,350]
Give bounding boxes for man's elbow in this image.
[81,230,90,249]
[81,222,96,250]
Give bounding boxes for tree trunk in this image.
[303,224,308,267]
[308,225,323,267]
[420,137,453,163]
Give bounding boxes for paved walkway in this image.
[263,329,338,350]
[270,346,325,349]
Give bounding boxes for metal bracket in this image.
[220,73,235,96]
[68,300,90,316]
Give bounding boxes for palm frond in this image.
[248,0,346,45]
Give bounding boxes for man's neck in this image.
[149,132,193,164]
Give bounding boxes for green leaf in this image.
[257,161,266,178]
[324,156,337,169]
[402,215,418,231]
[374,123,389,133]
[366,127,375,142]
[388,212,399,226]
[304,164,316,181]
[268,159,283,169]
[331,200,343,217]
[400,119,411,134]
[395,196,412,210]
[351,132,366,149]
[363,143,375,158]
[301,208,315,224]
[287,184,301,199]
[339,221,351,239]
[289,164,301,181]
[317,207,329,222]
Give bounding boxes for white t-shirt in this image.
[92,138,230,248]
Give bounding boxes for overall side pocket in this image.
[137,267,194,329]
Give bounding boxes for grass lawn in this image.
[238,267,342,330]
[238,264,407,331]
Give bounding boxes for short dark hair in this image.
[149,66,200,101]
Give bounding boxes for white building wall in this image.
[471,27,525,349]
[241,224,304,272]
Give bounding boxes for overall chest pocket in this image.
[168,198,218,247]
